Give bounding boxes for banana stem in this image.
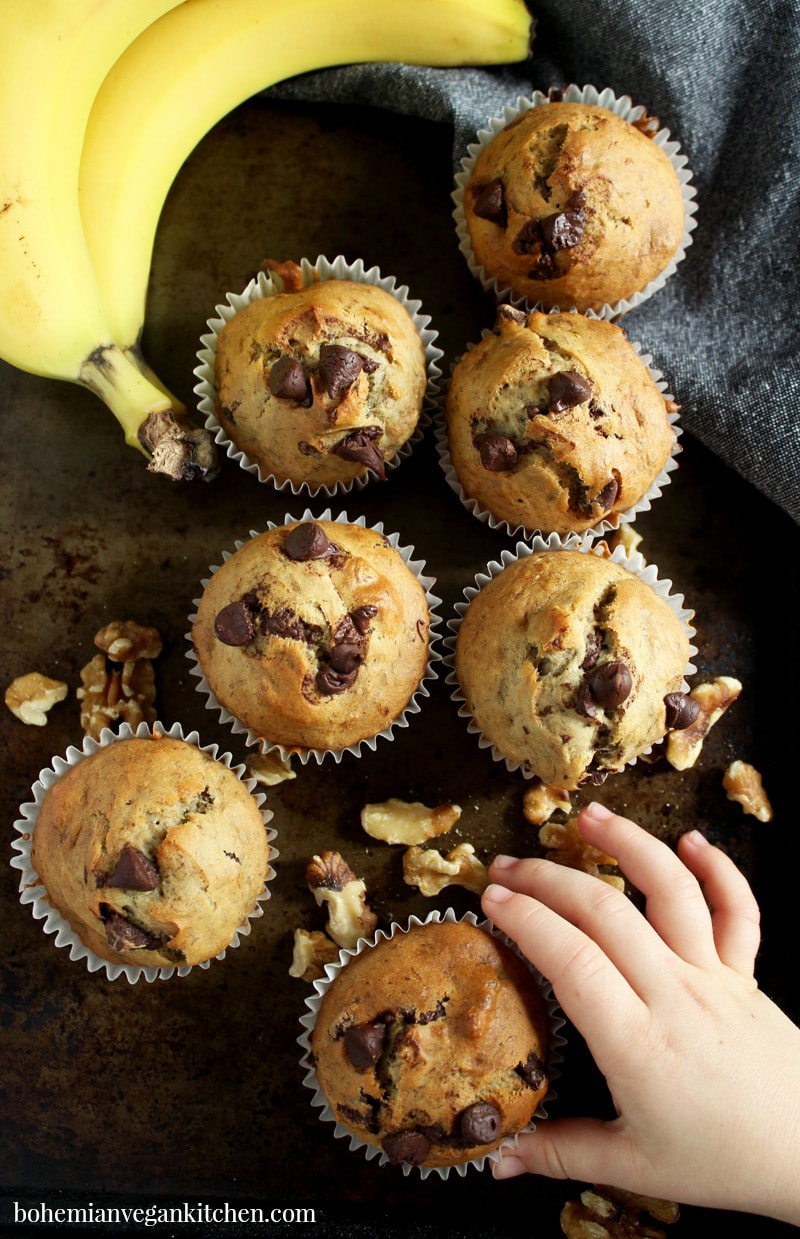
[78,343,217,480]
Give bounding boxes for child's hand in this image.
[482,802,800,1226]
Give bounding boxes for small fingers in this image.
[677,830,761,977]
[492,1117,645,1195]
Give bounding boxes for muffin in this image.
[444,306,678,536]
[212,274,429,490]
[191,518,433,754]
[29,732,272,969]
[309,919,551,1169]
[462,99,686,312]
[454,548,695,789]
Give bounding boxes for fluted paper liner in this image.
[297,907,566,1179]
[194,254,443,496]
[434,326,682,543]
[9,720,278,985]
[445,534,698,780]
[453,84,698,320]
[187,508,442,766]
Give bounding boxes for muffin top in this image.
[214,278,428,489]
[192,519,431,754]
[463,101,686,311]
[445,306,678,536]
[310,919,550,1169]
[455,549,694,789]
[30,734,270,969]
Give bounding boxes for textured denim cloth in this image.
[266,0,800,525]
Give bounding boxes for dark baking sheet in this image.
[2,100,798,1238]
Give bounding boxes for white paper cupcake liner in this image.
[9,720,278,984]
[434,324,682,543]
[193,254,443,496]
[453,84,698,320]
[297,906,567,1180]
[187,508,443,766]
[445,534,698,780]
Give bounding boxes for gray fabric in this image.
[265,0,800,524]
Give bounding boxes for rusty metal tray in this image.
[2,100,798,1238]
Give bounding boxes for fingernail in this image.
[482,882,513,905]
[491,854,518,871]
[581,800,614,823]
[492,1152,527,1180]
[684,829,709,847]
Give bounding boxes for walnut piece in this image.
[93,619,162,662]
[77,620,162,741]
[248,751,296,786]
[306,850,377,950]
[723,760,773,822]
[361,797,462,845]
[4,672,68,725]
[561,1186,679,1239]
[522,782,571,827]
[540,817,625,889]
[403,842,488,896]
[289,928,340,981]
[666,676,742,771]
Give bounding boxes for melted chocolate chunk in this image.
[284,522,331,562]
[548,369,592,414]
[214,600,255,647]
[261,607,316,642]
[540,208,586,250]
[101,908,162,953]
[316,665,358,695]
[329,642,364,675]
[333,426,386,479]
[318,343,363,401]
[269,356,311,404]
[512,219,543,255]
[350,605,378,635]
[664,692,700,730]
[459,1102,501,1146]
[104,844,159,892]
[474,432,518,472]
[381,1130,431,1166]
[581,629,602,671]
[344,1021,386,1069]
[595,478,620,512]
[516,1051,546,1090]
[587,660,633,710]
[472,178,506,227]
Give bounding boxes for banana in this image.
[0,0,217,480]
[78,0,533,362]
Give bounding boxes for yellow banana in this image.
[0,0,217,479]
[78,0,533,360]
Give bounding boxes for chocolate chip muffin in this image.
[191,519,432,754]
[30,733,272,969]
[462,100,686,312]
[309,919,551,1169]
[212,276,429,489]
[444,306,678,536]
[454,549,695,789]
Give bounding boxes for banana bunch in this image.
[0,0,532,480]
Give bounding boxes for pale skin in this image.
[481,802,800,1227]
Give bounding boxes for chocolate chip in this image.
[350,605,378,634]
[528,251,556,279]
[548,369,592,414]
[284,522,330,561]
[268,356,310,403]
[213,600,255,647]
[581,629,602,670]
[474,433,518,472]
[329,642,364,675]
[512,219,543,255]
[261,607,316,642]
[333,426,386,479]
[472,178,506,227]
[344,1021,386,1069]
[459,1102,501,1146]
[495,304,528,328]
[516,1051,546,1090]
[316,665,358,695]
[318,343,363,401]
[541,208,586,250]
[580,767,609,786]
[381,1130,431,1166]
[105,844,159,892]
[664,692,700,730]
[595,478,620,511]
[587,661,633,710]
[101,909,161,952]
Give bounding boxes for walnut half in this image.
[403,842,488,896]
[306,851,377,950]
[288,928,340,981]
[361,797,462,845]
[4,672,68,726]
[666,676,742,771]
[77,619,162,741]
[723,760,773,823]
[561,1186,679,1239]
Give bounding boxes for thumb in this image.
[494,1116,638,1188]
